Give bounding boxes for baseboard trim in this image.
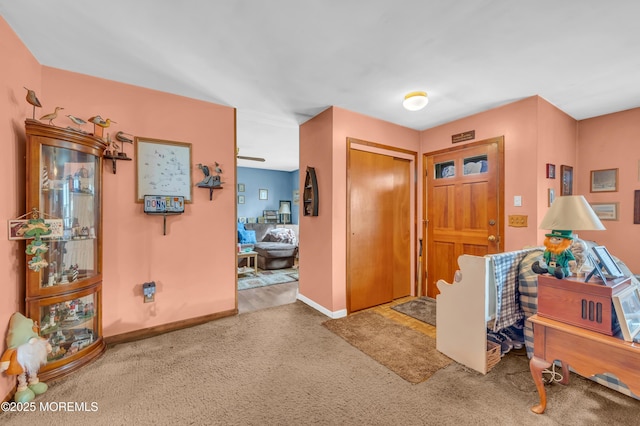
[297,293,347,319]
[104,308,237,346]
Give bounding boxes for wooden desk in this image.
[529,314,640,414]
[237,251,258,276]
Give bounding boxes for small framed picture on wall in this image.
[259,189,268,200]
[546,163,556,179]
[238,195,245,204]
[560,165,573,195]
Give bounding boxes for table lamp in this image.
[538,195,605,280]
[278,202,291,225]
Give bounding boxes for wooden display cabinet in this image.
[25,119,107,380]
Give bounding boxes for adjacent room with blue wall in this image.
[237,167,300,224]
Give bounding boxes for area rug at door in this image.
[323,311,452,383]
[391,296,437,326]
[238,268,298,290]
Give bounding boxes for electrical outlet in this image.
[508,215,528,227]
[143,281,156,303]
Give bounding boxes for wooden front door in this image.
[348,148,411,312]
[424,137,504,298]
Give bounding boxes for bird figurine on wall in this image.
[196,163,213,187]
[115,131,133,144]
[214,162,223,174]
[39,107,64,126]
[24,87,42,119]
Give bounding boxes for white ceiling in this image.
[2,1,640,172]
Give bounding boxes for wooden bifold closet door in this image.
[348,148,410,313]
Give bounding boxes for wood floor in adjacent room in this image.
[237,281,298,314]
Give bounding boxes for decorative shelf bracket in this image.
[103,154,132,174]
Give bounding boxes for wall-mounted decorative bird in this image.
[115,131,134,144]
[196,163,222,187]
[196,163,223,200]
[214,162,223,174]
[24,87,42,119]
[196,163,211,187]
[39,107,64,126]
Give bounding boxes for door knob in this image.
[488,235,496,242]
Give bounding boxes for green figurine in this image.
[532,230,576,279]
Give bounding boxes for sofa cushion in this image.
[254,242,297,258]
[263,228,297,245]
[243,223,276,242]
[238,229,257,244]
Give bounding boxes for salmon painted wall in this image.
[577,108,640,272]
[298,108,334,311]
[0,15,42,402]
[299,107,420,314]
[420,96,575,251]
[537,99,578,242]
[39,67,237,337]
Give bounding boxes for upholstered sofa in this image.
[238,223,298,270]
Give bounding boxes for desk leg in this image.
[530,356,551,414]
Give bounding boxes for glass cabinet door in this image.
[39,145,100,291]
[28,288,101,367]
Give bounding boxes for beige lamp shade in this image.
[539,195,605,232]
[278,203,291,215]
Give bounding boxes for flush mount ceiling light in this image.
[403,91,429,111]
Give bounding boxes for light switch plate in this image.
[514,195,522,207]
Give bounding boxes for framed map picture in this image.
[135,137,193,203]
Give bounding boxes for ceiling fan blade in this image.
[237,155,265,162]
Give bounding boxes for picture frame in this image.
[547,188,555,207]
[590,168,618,193]
[238,183,245,192]
[560,165,573,195]
[612,285,640,342]
[293,189,300,205]
[635,190,640,225]
[135,137,192,203]
[546,163,556,179]
[237,195,245,204]
[237,217,247,224]
[591,246,624,278]
[590,202,619,221]
[259,189,268,200]
[263,210,278,223]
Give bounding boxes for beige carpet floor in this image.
[2,301,640,425]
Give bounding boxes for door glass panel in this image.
[463,155,488,175]
[40,145,99,289]
[434,160,455,179]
